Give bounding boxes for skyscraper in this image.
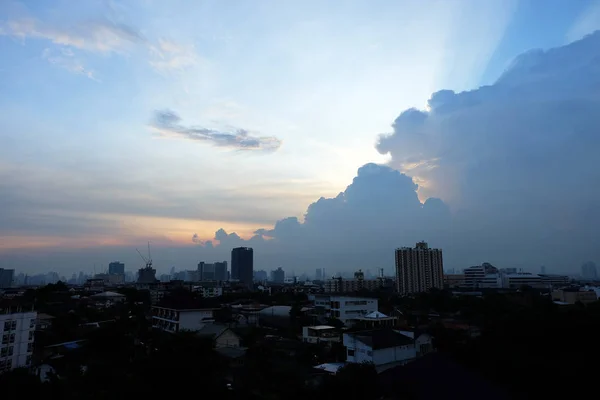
[108,261,125,275]
[0,268,14,288]
[582,261,597,280]
[315,268,322,281]
[395,241,444,295]
[271,267,285,283]
[231,247,253,287]
[198,261,228,281]
[215,261,228,281]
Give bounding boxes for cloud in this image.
[1,18,144,54]
[149,39,199,72]
[151,109,282,151]
[0,15,198,73]
[41,47,98,80]
[189,33,600,274]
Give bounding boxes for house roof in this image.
[363,311,390,319]
[215,346,246,359]
[90,291,125,298]
[197,323,229,338]
[348,329,413,350]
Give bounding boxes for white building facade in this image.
[151,307,215,332]
[310,295,378,324]
[343,329,416,368]
[0,307,36,372]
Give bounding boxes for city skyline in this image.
[1,1,600,275]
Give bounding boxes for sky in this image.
[1,0,600,276]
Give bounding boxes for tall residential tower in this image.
[231,247,253,287]
[395,241,444,295]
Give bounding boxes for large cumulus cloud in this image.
[198,32,600,274]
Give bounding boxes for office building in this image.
[197,261,228,281]
[214,262,228,281]
[395,242,444,295]
[271,267,285,284]
[315,268,323,281]
[0,269,14,289]
[108,262,125,275]
[581,261,597,280]
[0,304,36,372]
[152,306,215,332]
[231,247,253,287]
[254,270,268,282]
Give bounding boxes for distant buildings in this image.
[315,268,323,281]
[254,270,268,282]
[197,261,228,281]
[271,267,285,284]
[324,270,387,293]
[108,261,125,275]
[552,288,598,304]
[0,269,15,289]
[395,242,444,295]
[231,247,253,287]
[0,304,36,372]
[581,261,597,280]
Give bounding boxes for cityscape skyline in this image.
[1,1,600,275]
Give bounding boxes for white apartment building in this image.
[310,294,378,324]
[151,306,215,333]
[343,329,415,369]
[0,306,36,372]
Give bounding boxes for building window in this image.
[0,347,7,357]
[0,360,5,369]
[1,334,8,344]
[9,334,15,344]
[5,359,11,370]
[10,321,16,330]
[27,342,33,352]
[29,331,34,341]
[26,355,32,365]
[3,321,11,331]
[7,346,13,356]
[30,320,35,329]
[347,349,355,356]
[367,350,373,356]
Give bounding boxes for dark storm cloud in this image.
[193,32,600,274]
[151,109,282,151]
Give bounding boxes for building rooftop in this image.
[197,323,229,338]
[314,362,346,374]
[348,329,413,350]
[308,325,337,330]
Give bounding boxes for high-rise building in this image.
[254,270,268,282]
[271,267,285,283]
[0,304,36,371]
[231,247,253,287]
[198,261,228,281]
[581,261,597,280]
[395,241,444,295]
[0,269,15,289]
[108,261,125,275]
[215,261,228,281]
[315,268,322,281]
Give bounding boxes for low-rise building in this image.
[197,324,241,347]
[552,288,598,304]
[343,329,415,370]
[444,274,465,288]
[347,311,399,329]
[0,304,36,372]
[152,306,215,333]
[310,294,378,325]
[302,325,341,344]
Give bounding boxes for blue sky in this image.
[1,0,600,274]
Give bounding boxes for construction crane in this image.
[136,242,153,269]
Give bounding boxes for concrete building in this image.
[231,247,253,287]
[310,294,378,324]
[271,267,285,284]
[395,242,444,295]
[108,261,125,275]
[343,329,415,370]
[197,261,228,281]
[151,306,215,333]
[0,305,36,372]
[193,284,223,298]
[552,288,598,304]
[581,261,597,280]
[302,325,340,344]
[324,270,386,293]
[0,269,14,289]
[444,274,465,288]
